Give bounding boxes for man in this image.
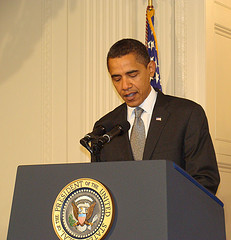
[91,38,220,195]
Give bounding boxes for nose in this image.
[122,76,132,90]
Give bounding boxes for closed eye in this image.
[127,70,139,78]
[129,73,138,78]
[112,76,121,82]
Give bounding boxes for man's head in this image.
[107,38,151,70]
[107,39,156,107]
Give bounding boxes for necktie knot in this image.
[134,107,144,119]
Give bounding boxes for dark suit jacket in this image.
[92,90,220,194]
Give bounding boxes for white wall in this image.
[206,0,231,238]
[1,0,174,238]
[0,0,230,239]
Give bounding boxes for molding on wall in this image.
[41,0,52,163]
[215,0,231,10]
[218,161,231,173]
[154,0,175,95]
[68,0,138,163]
[174,0,187,98]
[174,1,206,107]
[215,23,231,39]
[216,137,231,144]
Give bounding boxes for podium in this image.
[7,160,226,239]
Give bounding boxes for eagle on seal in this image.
[71,201,96,227]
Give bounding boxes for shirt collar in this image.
[127,87,157,119]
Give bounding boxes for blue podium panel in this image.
[166,163,225,240]
[7,160,226,240]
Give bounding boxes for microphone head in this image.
[94,120,113,135]
[117,120,130,134]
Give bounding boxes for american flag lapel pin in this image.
[156,117,162,121]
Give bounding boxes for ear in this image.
[148,61,156,78]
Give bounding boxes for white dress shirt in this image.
[127,87,157,138]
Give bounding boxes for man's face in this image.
[108,53,155,107]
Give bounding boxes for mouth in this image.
[124,92,137,101]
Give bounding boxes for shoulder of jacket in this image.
[94,103,126,126]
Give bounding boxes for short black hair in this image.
[107,38,150,70]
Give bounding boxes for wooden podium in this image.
[7,160,226,239]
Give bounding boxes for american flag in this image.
[146,4,162,91]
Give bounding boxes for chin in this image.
[126,102,139,108]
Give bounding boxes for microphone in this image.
[97,120,130,146]
[91,120,130,161]
[80,121,113,152]
[81,121,112,141]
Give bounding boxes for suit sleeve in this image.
[183,105,220,194]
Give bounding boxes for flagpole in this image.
[148,0,153,7]
[146,0,162,91]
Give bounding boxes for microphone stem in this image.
[91,139,103,162]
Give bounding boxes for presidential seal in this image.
[52,178,114,240]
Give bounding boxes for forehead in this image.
[108,53,145,74]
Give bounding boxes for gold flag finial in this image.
[148,0,153,6]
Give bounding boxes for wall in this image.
[67,0,175,163]
[0,1,174,238]
[206,0,231,238]
[0,0,230,239]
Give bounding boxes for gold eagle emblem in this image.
[71,201,96,226]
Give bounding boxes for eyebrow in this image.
[126,70,139,75]
[111,70,139,78]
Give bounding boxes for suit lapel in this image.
[143,91,170,160]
